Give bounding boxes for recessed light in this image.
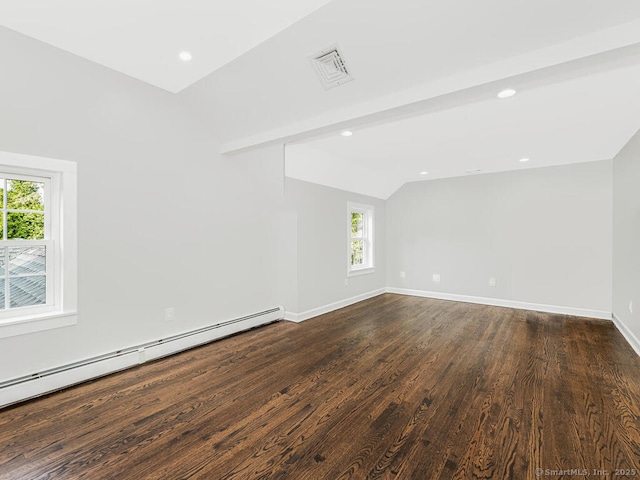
[179,51,192,62]
[497,88,516,99]
[340,130,353,137]
[519,157,530,163]
[465,168,482,174]
[420,171,429,175]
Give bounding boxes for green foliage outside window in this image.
[0,180,45,240]
[351,212,364,265]
[351,240,364,265]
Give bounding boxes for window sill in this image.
[348,267,376,277]
[0,311,78,339]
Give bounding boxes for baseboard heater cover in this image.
[0,306,284,408]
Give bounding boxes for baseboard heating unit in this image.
[0,306,284,408]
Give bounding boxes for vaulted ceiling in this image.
[286,60,640,198]
[2,0,640,198]
[0,0,333,93]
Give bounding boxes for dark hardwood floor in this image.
[1,294,640,479]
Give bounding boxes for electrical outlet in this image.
[344,278,349,287]
[165,307,175,322]
[432,273,441,284]
[400,271,406,279]
[630,301,634,314]
[489,277,497,287]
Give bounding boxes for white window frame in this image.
[347,202,375,276]
[0,151,77,338]
[0,173,53,315]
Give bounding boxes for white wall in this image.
[285,178,386,316]
[0,27,289,380]
[386,161,613,315]
[0,23,632,384]
[613,128,640,348]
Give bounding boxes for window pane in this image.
[0,212,3,241]
[351,212,363,237]
[351,240,364,266]
[9,246,46,275]
[7,212,44,240]
[7,180,45,211]
[10,276,46,308]
[0,178,4,207]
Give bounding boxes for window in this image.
[348,202,374,275]
[0,151,77,338]
[0,175,51,312]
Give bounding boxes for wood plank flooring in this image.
[1,294,640,479]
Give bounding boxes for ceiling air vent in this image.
[309,45,354,90]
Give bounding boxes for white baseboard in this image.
[612,312,640,358]
[385,287,612,320]
[285,288,386,323]
[0,307,283,408]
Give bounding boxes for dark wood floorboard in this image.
[1,294,640,479]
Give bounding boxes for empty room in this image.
[1,1,640,479]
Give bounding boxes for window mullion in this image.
[348,203,374,274]
[2,178,6,239]
[4,245,9,310]
[2,179,6,310]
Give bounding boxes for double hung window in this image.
[0,151,77,338]
[348,202,374,275]
[0,174,51,313]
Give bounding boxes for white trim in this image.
[0,152,76,174]
[0,151,77,336]
[385,287,612,320]
[0,172,52,316]
[0,311,78,338]
[347,267,375,277]
[347,202,374,275]
[285,288,386,323]
[612,312,640,358]
[0,307,283,408]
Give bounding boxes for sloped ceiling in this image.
[2,0,640,199]
[178,0,640,198]
[286,61,640,198]
[180,0,640,147]
[0,0,333,93]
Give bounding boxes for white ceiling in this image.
[181,0,640,147]
[0,0,332,93]
[286,63,640,198]
[2,1,640,199]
